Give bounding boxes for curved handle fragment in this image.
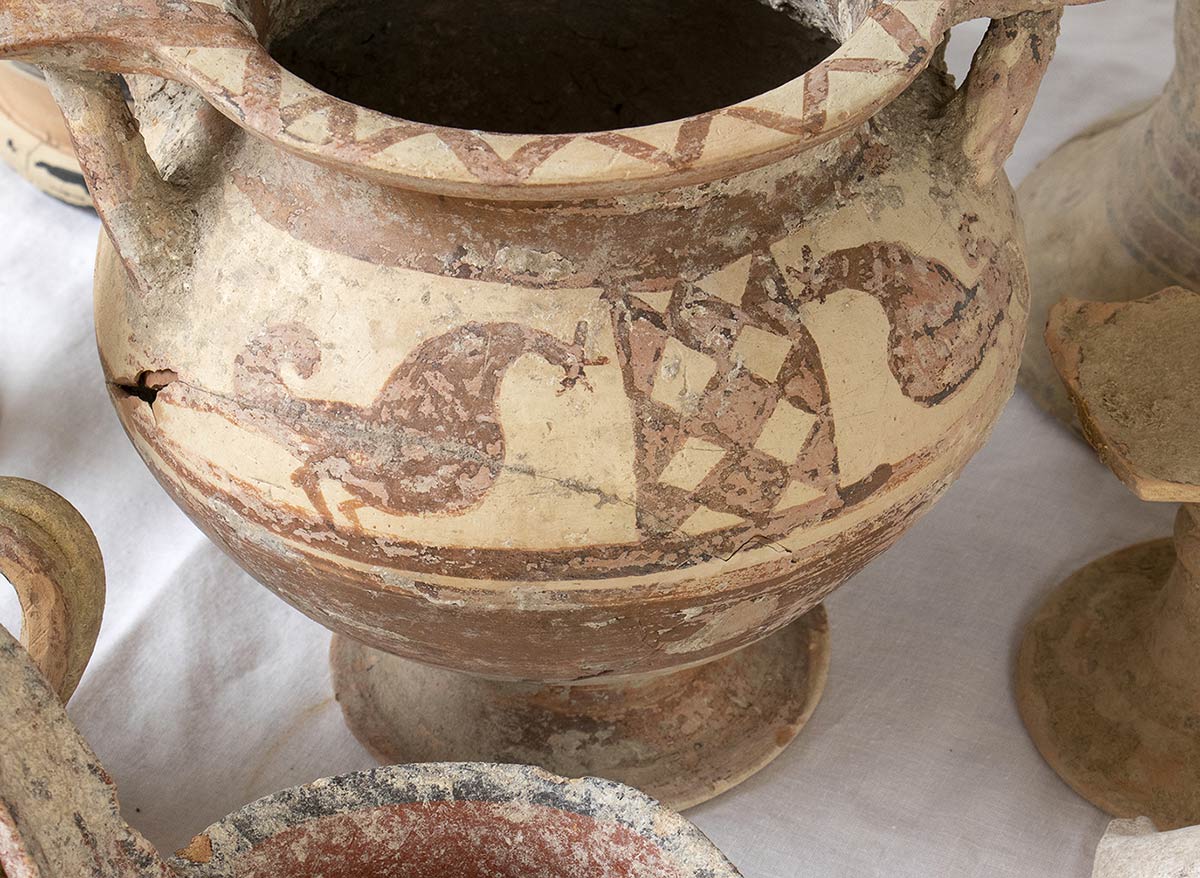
[0,480,170,878]
[943,9,1063,186]
[0,0,257,71]
[0,477,104,703]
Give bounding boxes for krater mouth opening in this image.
[142,0,947,197]
[266,0,842,135]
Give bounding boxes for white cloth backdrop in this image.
[0,2,1181,875]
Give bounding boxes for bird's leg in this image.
[558,320,609,394]
[291,462,334,523]
[558,370,594,394]
[337,497,367,530]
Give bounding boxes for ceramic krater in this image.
[1017,288,1200,831]
[0,61,89,205]
[1018,0,1200,430]
[0,0,1092,807]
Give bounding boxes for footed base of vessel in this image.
[332,606,830,811]
[1017,540,1200,830]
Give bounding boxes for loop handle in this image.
[944,9,1064,186]
[0,477,104,702]
[0,0,257,297]
[44,67,200,298]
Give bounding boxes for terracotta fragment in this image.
[0,61,89,205]
[0,476,104,702]
[1018,0,1200,431]
[0,0,1093,805]
[1017,288,1200,830]
[1092,818,1200,878]
[0,620,743,877]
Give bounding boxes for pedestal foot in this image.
[1016,540,1200,829]
[331,606,830,811]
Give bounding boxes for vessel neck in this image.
[1109,0,1200,289]
[1173,0,1200,85]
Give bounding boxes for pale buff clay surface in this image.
[96,167,1020,574]
[63,0,1053,691]
[0,0,1078,809]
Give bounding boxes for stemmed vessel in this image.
[1018,0,1200,429]
[1018,288,1200,830]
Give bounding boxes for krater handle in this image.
[45,68,199,297]
[0,0,259,296]
[943,8,1064,186]
[0,478,104,702]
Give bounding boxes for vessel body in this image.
[96,62,1027,681]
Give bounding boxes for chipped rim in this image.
[168,763,743,877]
[137,0,954,198]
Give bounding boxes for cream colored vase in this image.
[0,0,1089,808]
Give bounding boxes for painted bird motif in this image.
[612,229,1014,539]
[214,320,607,524]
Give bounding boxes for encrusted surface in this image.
[1045,288,1200,504]
[170,763,743,878]
[1016,539,1200,830]
[332,608,830,810]
[6,0,1071,795]
[0,626,170,878]
[91,55,1035,679]
[1019,286,1200,831]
